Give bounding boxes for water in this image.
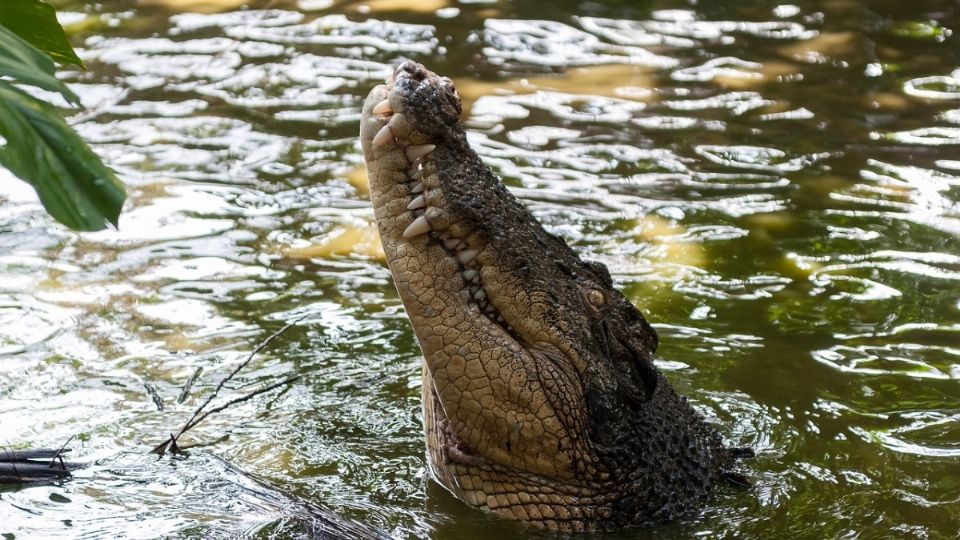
[1,0,959,538]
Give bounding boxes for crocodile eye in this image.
[587,289,606,308]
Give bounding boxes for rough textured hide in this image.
[360,61,743,532]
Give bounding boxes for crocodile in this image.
[359,61,748,532]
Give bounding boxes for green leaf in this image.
[0,0,83,67]
[0,24,79,105]
[0,81,125,231]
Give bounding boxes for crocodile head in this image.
[360,61,738,532]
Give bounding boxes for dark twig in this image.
[185,318,306,427]
[151,316,309,456]
[2,444,20,481]
[181,375,302,435]
[177,367,203,404]
[151,375,302,456]
[144,382,165,411]
[48,434,75,470]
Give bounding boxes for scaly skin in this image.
[360,62,744,532]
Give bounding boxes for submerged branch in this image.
[177,374,302,444]
[1,439,78,483]
[151,316,309,457]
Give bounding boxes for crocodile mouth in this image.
[359,61,540,504]
[358,61,584,488]
[359,64,513,335]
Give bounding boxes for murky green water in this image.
[2,0,959,538]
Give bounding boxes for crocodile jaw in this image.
[360,63,587,484]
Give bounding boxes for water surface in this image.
[1,0,959,538]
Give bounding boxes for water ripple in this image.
[92,37,242,80]
[813,344,960,380]
[0,296,76,356]
[672,57,765,84]
[483,19,677,69]
[662,91,776,115]
[170,9,306,33]
[3,1,960,538]
[195,56,384,109]
[675,273,792,300]
[903,70,960,100]
[695,145,831,172]
[644,9,815,40]
[226,15,437,54]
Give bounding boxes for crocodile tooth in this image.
[407,195,426,210]
[411,182,425,193]
[372,99,393,116]
[444,238,461,250]
[405,144,436,162]
[473,288,487,300]
[403,215,431,238]
[372,124,394,147]
[462,269,478,281]
[457,249,478,264]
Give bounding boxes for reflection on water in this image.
[2,0,959,538]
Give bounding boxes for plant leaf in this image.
[0,24,79,105]
[0,0,84,67]
[0,81,125,231]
